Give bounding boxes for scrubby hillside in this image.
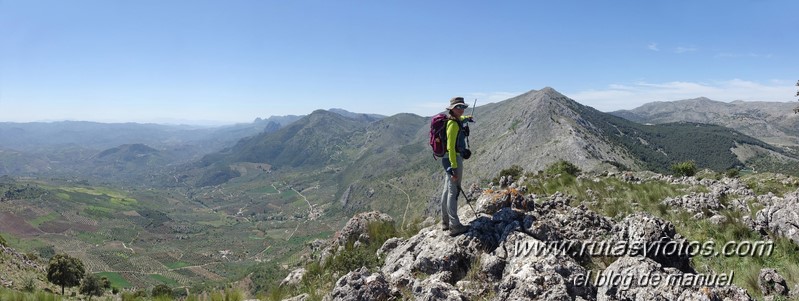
[0,240,55,293]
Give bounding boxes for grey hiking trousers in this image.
[440,154,464,227]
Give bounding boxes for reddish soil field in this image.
[0,212,41,236]
[38,220,71,233]
[38,220,98,234]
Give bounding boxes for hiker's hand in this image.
[464,116,475,123]
[446,167,459,181]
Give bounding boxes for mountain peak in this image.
[505,87,579,112]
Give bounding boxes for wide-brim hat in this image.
[446,97,469,110]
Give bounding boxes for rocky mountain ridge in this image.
[280,170,799,300]
[191,88,796,223]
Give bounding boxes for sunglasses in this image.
[454,104,468,110]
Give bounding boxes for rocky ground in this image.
[281,172,799,301]
[0,243,51,292]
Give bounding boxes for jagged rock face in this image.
[380,228,473,287]
[753,190,799,245]
[613,212,693,272]
[376,191,611,301]
[411,271,466,301]
[596,256,751,301]
[524,193,615,242]
[280,268,306,287]
[663,192,723,215]
[659,176,755,217]
[322,267,395,301]
[324,183,765,301]
[595,256,685,301]
[495,232,595,300]
[330,211,394,247]
[319,211,394,265]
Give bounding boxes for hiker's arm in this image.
[446,120,459,169]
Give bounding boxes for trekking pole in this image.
[471,99,477,118]
[466,99,477,148]
[458,184,478,217]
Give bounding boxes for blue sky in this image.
[1,0,796,124]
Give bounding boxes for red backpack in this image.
[429,114,449,158]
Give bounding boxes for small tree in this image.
[47,253,86,295]
[671,161,697,177]
[152,284,172,298]
[100,276,111,289]
[79,274,105,301]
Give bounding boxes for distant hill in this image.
[0,115,304,181]
[610,98,799,147]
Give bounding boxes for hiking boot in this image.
[441,223,449,231]
[448,224,469,237]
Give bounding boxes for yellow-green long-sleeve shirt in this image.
[446,115,471,169]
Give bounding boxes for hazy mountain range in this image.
[611,97,799,147]
[3,88,797,189]
[1,88,798,295]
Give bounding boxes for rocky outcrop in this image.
[658,175,755,217]
[321,184,762,300]
[280,268,307,287]
[319,211,394,264]
[494,232,595,300]
[380,228,473,286]
[411,272,466,301]
[323,267,396,301]
[613,212,693,272]
[758,268,789,299]
[523,192,614,242]
[753,190,799,245]
[596,256,750,301]
[595,256,684,301]
[662,192,723,215]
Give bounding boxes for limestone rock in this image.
[758,268,789,298]
[323,267,395,301]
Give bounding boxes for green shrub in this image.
[490,165,525,184]
[671,161,697,177]
[151,284,171,298]
[22,275,36,292]
[725,168,740,178]
[0,234,6,247]
[545,160,581,177]
[79,274,105,301]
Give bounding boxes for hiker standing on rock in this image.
[441,97,474,236]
